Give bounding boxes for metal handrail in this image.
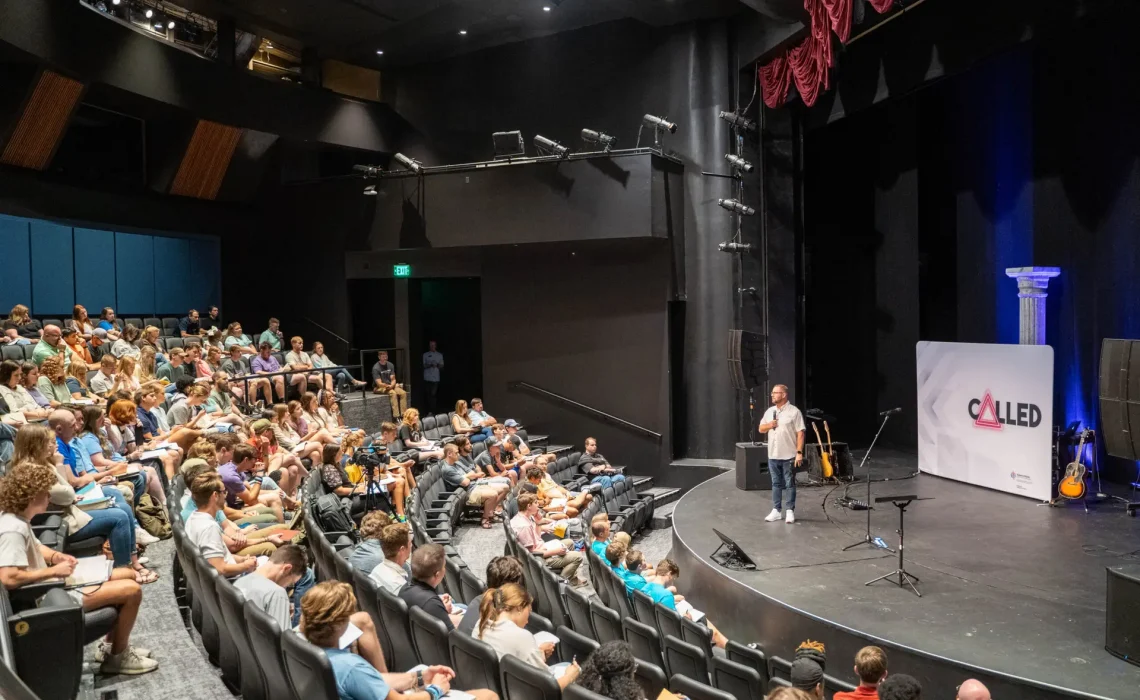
[508,381,662,441]
[302,316,351,346]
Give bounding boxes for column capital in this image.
[1005,267,1060,298]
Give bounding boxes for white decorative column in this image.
[1004,267,1060,345]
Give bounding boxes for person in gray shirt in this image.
[234,545,308,630]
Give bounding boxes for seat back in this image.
[215,575,268,700]
[333,550,355,584]
[607,569,635,619]
[280,626,340,700]
[409,605,452,667]
[681,615,714,654]
[713,656,765,700]
[4,586,86,700]
[725,640,770,690]
[631,588,658,628]
[588,598,623,644]
[376,586,420,670]
[245,600,300,700]
[166,337,185,350]
[539,568,569,629]
[1,346,26,362]
[555,624,599,665]
[422,415,439,440]
[200,565,241,686]
[563,583,593,634]
[444,556,464,599]
[351,567,394,669]
[500,653,562,700]
[825,674,858,696]
[144,317,162,330]
[655,604,683,642]
[448,628,503,696]
[161,317,180,335]
[635,659,668,700]
[768,655,793,686]
[459,567,486,603]
[622,617,664,669]
[663,634,708,681]
[670,674,736,700]
[563,685,611,700]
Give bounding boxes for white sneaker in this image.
[100,648,159,676]
[764,509,782,522]
[135,528,159,545]
[94,642,152,663]
[785,509,795,524]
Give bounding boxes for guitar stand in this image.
[865,498,923,597]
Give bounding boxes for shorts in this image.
[466,485,500,506]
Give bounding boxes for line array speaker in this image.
[729,329,767,391]
[1098,339,1140,460]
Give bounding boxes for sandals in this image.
[133,566,159,584]
[481,519,494,529]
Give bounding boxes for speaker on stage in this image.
[735,442,770,490]
[1106,565,1140,667]
[729,330,767,391]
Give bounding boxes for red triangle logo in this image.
[974,390,1003,430]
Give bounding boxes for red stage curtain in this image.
[868,0,894,12]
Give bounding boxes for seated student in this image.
[61,326,97,370]
[4,304,42,340]
[439,443,509,529]
[466,397,497,429]
[76,405,165,506]
[289,399,338,448]
[451,400,492,442]
[286,335,334,396]
[133,384,201,453]
[399,543,464,630]
[398,408,444,462]
[271,403,322,464]
[474,582,581,689]
[502,419,531,455]
[219,443,288,523]
[497,438,531,477]
[0,462,159,675]
[66,360,103,404]
[108,356,140,396]
[177,458,288,555]
[204,306,223,333]
[185,472,260,577]
[579,437,625,488]
[574,641,643,700]
[834,646,889,700]
[525,466,590,518]
[319,443,376,519]
[604,541,633,585]
[510,493,586,586]
[137,325,164,359]
[205,372,245,424]
[258,318,284,352]
[303,391,363,443]
[202,345,223,376]
[457,555,524,634]
[791,641,827,699]
[202,435,290,524]
[246,420,305,504]
[348,511,391,573]
[646,557,728,648]
[473,440,517,486]
[36,355,72,407]
[21,362,53,411]
[877,675,922,700]
[589,514,612,558]
[157,347,192,390]
[222,343,269,405]
[369,522,413,595]
[223,322,258,356]
[32,325,72,370]
[311,340,367,392]
[111,324,143,360]
[233,545,310,629]
[0,360,50,422]
[252,343,289,403]
[95,307,123,341]
[89,354,118,397]
[106,398,179,481]
[178,309,203,338]
[371,350,406,418]
[377,421,417,494]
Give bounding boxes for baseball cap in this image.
[504,419,522,428]
[790,658,824,691]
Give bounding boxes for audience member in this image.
[422,340,443,413]
[348,511,393,573]
[400,543,463,630]
[452,399,492,442]
[878,674,922,700]
[955,680,990,700]
[439,443,508,529]
[204,306,223,332]
[258,318,284,352]
[286,335,334,396]
[370,522,413,595]
[157,346,191,388]
[19,362,52,413]
[66,360,101,403]
[136,346,159,384]
[31,324,71,369]
[219,443,286,522]
[96,307,123,340]
[185,472,258,577]
[590,515,611,557]
[247,419,305,501]
[311,340,367,392]
[473,440,517,485]
[511,493,585,585]
[222,343,269,405]
[252,343,287,402]
[398,408,444,462]
[835,646,888,700]
[61,326,95,369]
[0,462,158,675]
[4,305,41,340]
[458,555,524,634]
[474,582,580,688]
[767,690,817,700]
[467,397,496,428]
[76,405,164,506]
[34,355,70,407]
[111,324,143,360]
[0,360,49,422]
[377,421,417,494]
[371,350,406,419]
[234,543,306,627]
[178,309,204,338]
[112,356,141,395]
[90,354,117,396]
[579,437,625,488]
[574,641,641,700]
[137,325,163,357]
[223,322,257,355]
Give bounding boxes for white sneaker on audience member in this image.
[135,527,159,545]
[785,509,795,524]
[100,648,159,675]
[94,641,152,663]
[764,509,782,522]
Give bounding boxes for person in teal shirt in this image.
[257,318,283,351]
[589,515,611,559]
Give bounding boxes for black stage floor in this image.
[670,450,1140,700]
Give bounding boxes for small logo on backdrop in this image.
[968,390,1042,430]
[1010,471,1017,480]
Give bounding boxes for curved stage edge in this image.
[671,470,1140,700]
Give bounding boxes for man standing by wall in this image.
[760,384,805,524]
[422,340,444,413]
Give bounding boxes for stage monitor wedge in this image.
[729,329,767,390]
[1098,339,1140,460]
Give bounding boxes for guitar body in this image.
[1058,429,1091,500]
[822,421,836,479]
[810,423,832,479]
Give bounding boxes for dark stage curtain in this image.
[759,0,894,108]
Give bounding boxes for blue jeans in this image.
[330,369,356,391]
[291,567,316,626]
[104,484,140,529]
[122,473,148,506]
[469,427,492,443]
[770,458,796,512]
[590,474,626,489]
[72,506,134,566]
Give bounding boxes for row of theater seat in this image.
[23,317,194,338]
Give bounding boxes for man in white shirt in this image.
[369,522,412,595]
[759,384,805,524]
[185,472,258,577]
[421,340,444,413]
[89,355,117,396]
[285,335,334,396]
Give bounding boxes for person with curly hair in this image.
[574,640,644,700]
[0,462,158,675]
[791,639,827,698]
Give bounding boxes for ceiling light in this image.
[376,50,384,55]
[534,135,568,158]
[393,153,423,174]
[112,0,120,4]
[145,8,153,17]
[458,30,467,35]
[543,6,551,10]
[168,20,175,28]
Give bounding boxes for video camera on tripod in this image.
[350,444,389,483]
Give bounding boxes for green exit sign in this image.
[393,264,412,278]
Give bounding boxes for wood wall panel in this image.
[0,71,85,170]
[169,120,242,200]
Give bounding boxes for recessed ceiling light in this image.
[168,20,175,28]
[112,0,120,4]
[543,5,551,10]
[376,49,384,55]
[458,29,467,35]
[145,9,153,17]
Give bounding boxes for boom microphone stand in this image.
[842,408,900,552]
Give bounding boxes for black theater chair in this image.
[281,628,340,700]
[245,600,301,700]
[555,624,599,664]
[216,574,269,700]
[563,580,594,634]
[825,673,858,697]
[500,653,562,700]
[539,568,570,629]
[623,617,665,669]
[444,556,466,600]
[201,564,242,690]
[631,588,659,629]
[161,317,180,336]
[768,655,793,686]
[564,685,610,700]
[663,634,709,681]
[636,660,668,700]
[588,597,623,644]
[670,674,736,700]
[449,628,503,697]
[459,567,486,602]
[409,605,452,667]
[681,615,716,662]
[376,585,420,670]
[713,656,766,700]
[144,316,162,331]
[351,568,394,670]
[726,640,770,690]
[183,549,221,663]
[655,603,683,642]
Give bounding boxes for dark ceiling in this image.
[174,0,780,67]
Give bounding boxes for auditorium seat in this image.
[216,574,270,700]
[122,317,143,330]
[156,338,167,352]
[681,615,715,659]
[500,653,562,700]
[539,568,570,629]
[165,337,184,350]
[444,555,465,599]
[376,585,419,671]
[245,600,301,700]
[713,656,766,700]
[409,605,452,667]
[1,345,27,362]
[588,597,623,644]
[631,588,659,630]
[663,634,708,681]
[459,567,486,603]
[768,655,793,685]
[40,318,62,329]
[655,603,684,643]
[725,640,770,689]
[200,565,242,689]
[623,617,665,669]
[351,568,394,670]
[563,582,593,635]
[556,624,600,664]
[670,674,735,700]
[280,628,340,700]
[144,317,162,330]
[564,685,610,700]
[435,414,454,437]
[825,673,858,696]
[449,628,503,697]
[161,318,180,336]
[635,659,668,699]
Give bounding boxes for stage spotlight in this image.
[725,154,754,173]
[459,29,468,35]
[376,50,384,55]
[145,8,153,18]
[719,242,753,253]
[168,20,175,28]
[543,6,551,11]
[353,164,381,177]
[492,130,526,159]
[719,110,756,133]
[581,129,616,151]
[363,185,378,196]
[534,135,568,158]
[393,153,423,174]
[643,114,678,134]
[718,198,756,216]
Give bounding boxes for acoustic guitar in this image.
[823,421,836,479]
[811,422,834,480]
[1058,429,1092,500]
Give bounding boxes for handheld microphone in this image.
[879,407,903,416]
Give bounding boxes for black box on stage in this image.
[1106,565,1140,667]
[735,442,770,490]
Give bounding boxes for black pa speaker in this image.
[729,330,767,391]
[735,442,770,491]
[1106,565,1140,667]
[1098,339,1140,460]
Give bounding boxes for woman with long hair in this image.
[452,399,492,443]
[35,355,72,407]
[136,345,158,383]
[0,361,48,423]
[66,360,102,404]
[0,461,160,673]
[77,405,165,506]
[204,345,223,374]
[3,304,41,339]
[69,304,95,340]
[574,641,645,700]
[300,392,362,443]
[247,419,305,506]
[111,324,142,360]
[20,362,52,410]
[111,356,141,395]
[96,307,122,341]
[271,403,322,464]
[105,398,176,481]
[475,582,580,688]
[136,326,166,365]
[223,322,257,355]
[399,408,445,461]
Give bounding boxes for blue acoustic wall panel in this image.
[188,238,222,310]
[153,235,191,314]
[115,232,155,315]
[29,221,75,315]
[73,228,117,314]
[0,217,31,312]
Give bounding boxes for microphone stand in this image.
[749,388,757,445]
[842,411,896,552]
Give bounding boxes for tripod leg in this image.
[900,572,922,597]
[865,570,897,586]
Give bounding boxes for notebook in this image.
[533,631,560,647]
[66,556,112,588]
[675,600,705,622]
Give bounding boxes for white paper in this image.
[541,540,564,552]
[447,691,475,700]
[122,464,141,475]
[71,399,95,405]
[376,476,397,486]
[550,662,572,679]
[138,449,170,461]
[66,556,112,587]
[256,556,269,568]
[338,621,363,649]
[77,484,105,502]
[548,498,567,509]
[675,600,705,622]
[533,631,560,647]
[155,441,172,449]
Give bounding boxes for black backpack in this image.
[313,493,358,541]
